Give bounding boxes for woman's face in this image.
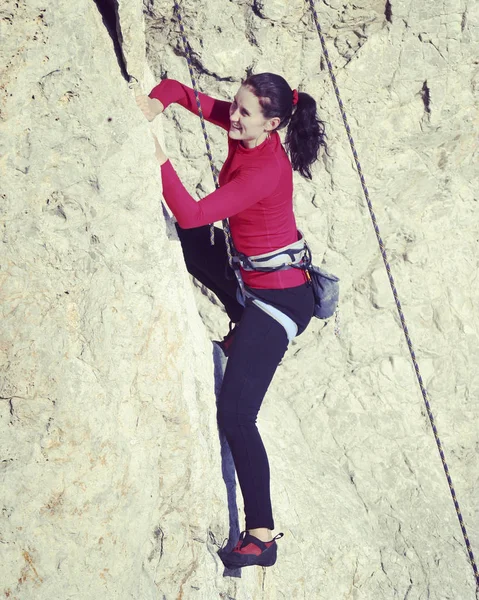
[229,86,279,148]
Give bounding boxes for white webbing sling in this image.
[236,289,298,342]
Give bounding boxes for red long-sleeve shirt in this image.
[150,79,306,289]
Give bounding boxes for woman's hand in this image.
[151,133,168,166]
[136,95,164,122]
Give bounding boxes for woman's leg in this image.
[216,302,289,532]
[175,224,243,323]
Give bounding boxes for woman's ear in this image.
[266,116,281,131]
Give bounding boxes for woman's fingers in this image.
[135,95,164,122]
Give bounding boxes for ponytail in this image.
[243,72,327,180]
[285,92,327,180]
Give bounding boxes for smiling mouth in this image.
[230,123,242,130]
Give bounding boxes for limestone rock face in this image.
[1,1,222,598]
[1,0,478,598]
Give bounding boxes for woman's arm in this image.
[149,79,231,131]
[160,159,277,228]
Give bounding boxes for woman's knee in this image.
[216,408,235,434]
[217,408,254,437]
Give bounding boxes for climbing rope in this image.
[172,1,244,298]
[306,0,478,590]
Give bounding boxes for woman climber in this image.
[136,73,326,569]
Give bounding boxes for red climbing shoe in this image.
[218,531,284,568]
[215,322,237,357]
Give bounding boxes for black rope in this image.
[306,0,478,591]
[172,2,242,296]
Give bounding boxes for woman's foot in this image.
[218,530,284,569]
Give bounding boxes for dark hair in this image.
[243,72,327,179]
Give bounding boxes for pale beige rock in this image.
[116,0,147,80]
[1,0,478,598]
[1,1,223,598]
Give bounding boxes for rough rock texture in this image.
[1,0,478,598]
[1,1,224,598]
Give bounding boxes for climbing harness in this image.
[233,233,339,320]
[306,0,478,591]
[233,232,309,272]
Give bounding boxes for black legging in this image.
[176,224,314,530]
